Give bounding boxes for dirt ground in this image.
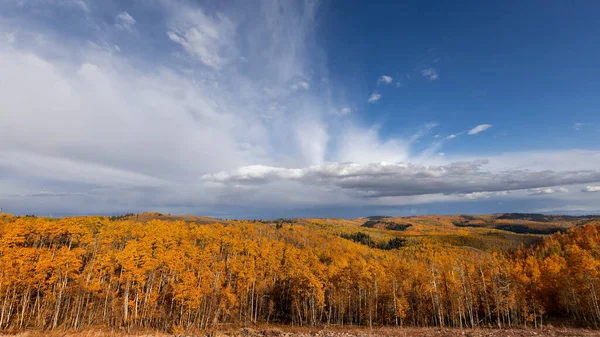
[2,326,600,337]
[236,327,600,337]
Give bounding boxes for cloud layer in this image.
[203,161,600,198]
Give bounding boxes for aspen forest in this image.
[0,212,599,333]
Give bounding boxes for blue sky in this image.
[323,1,600,152]
[0,0,599,218]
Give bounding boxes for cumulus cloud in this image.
[582,186,600,192]
[378,75,393,84]
[468,124,492,135]
[115,12,136,30]
[367,91,381,103]
[421,67,438,80]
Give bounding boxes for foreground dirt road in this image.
[3,327,600,337]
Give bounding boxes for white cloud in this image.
[5,32,15,44]
[0,1,341,212]
[421,67,438,80]
[115,12,136,31]
[468,124,492,135]
[412,128,454,160]
[367,91,381,103]
[378,75,393,84]
[448,149,600,172]
[166,7,237,70]
[290,81,310,91]
[408,122,438,144]
[573,122,595,131]
[338,107,352,116]
[334,125,409,164]
[1,0,90,14]
[67,0,89,12]
[460,191,510,200]
[528,187,569,195]
[582,186,600,192]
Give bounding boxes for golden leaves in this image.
[0,215,598,330]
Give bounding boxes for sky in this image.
[1,0,600,218]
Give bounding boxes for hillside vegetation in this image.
[0,212,599,332]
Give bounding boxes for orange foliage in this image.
[0,213,599,331]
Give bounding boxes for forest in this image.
[0,212,599,333]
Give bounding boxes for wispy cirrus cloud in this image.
[573,122,596,131]
[468,124,492,135]
[3,0,90,13]
[338,107,352,116]
[290,81,311,91]
[421,67,438,80]
[115,12,135,31]
[166,6,237,70]
[0,1,332,210]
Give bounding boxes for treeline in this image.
[452,221,566,235]
[361,220,412,231]
[340,232,406,250]
[0,213,599,332]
